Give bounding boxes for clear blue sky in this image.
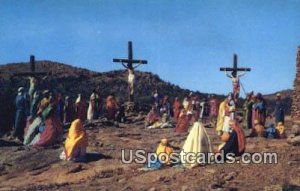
[0,0,300,95]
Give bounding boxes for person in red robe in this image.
[106,95,118,120]
[75,94,86,122]
[175,108,190,133]
[209,95,218,118]
[173,97,181,122]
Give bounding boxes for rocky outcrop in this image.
[291,46,300,120]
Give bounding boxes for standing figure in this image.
[56,92,64,123]
[128,68,135,102]
[173,97,182,122]
[161,96,171,117]
[87,93,98,121]
[64,96,75,124]
[216,97,231,134]
[106,95,118,121]
[14,87,27,141]
[153,90,161,110]
[30,90,41,117]
[175,107,190,133]
[225,71,246,99]
[274,93,285,125]
[242,92,254,129]
[75,94,86,122]
[209,95,218,118]
[252,93,266,127]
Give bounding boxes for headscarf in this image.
[229,120,246,153]
[156,139,173,165]
[64,119,88,159]
[180,122,212,168]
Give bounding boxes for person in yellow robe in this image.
[216,99,230,134]
[156,138,174,165]
[60,119,88,162]
[276,122,286,139]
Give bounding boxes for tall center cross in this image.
[113,41,148,103]
[113,41,148,70]
[220,54,251,77]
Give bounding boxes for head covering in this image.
[76,94,82,104]
[276,93,281,97]
[18,87,25,93]
[229,120,246,153]
[43,90,50,95]
[64,119,88,159]
[156,138,173,165]
[160,138,168,146]
[90,93,96,100]
[180,122,212,168]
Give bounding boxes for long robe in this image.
[23,117,42,145]
[242,100,254,129]
[209,98,218,118]
[252,101,266,127]
[63,119,88,160]
[173,100,181,122]
[64,101,75,124]
[34,116,63,147]
[274,100,284,124]
[87,99,97,121]
[220,122,246,158]
[106,97,118,120]
[180,122,212,168]
[14,94,27,140]
[76,101,86,122]
[216,100,230,132]
[175,111,190,133]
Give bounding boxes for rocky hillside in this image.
[0,61,207,133]
[0,60,293,133]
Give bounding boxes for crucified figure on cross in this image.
[113,41,148,102]
[220,54,251,100]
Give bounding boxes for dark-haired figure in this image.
[173,97,181,122]
[219,120,246,159]
[252,93,267,127]
[274,93,285,125]
[64,96,75,124]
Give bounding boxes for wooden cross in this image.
[113,41,148,103]
[113,41,148,70]
[220,54,251,77]
[14,55,48,77]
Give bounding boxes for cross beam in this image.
[113,41,147,70]
[220,54,251,77]
[14,55,48,76]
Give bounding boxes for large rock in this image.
[291,124,300,136]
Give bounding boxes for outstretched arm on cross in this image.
[225,71,232,78]
[237,71,247,77]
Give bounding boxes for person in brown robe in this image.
[173,97,182,122]
[106,95,118,120]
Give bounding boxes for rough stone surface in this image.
[291,46,300,120]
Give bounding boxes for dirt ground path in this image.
[0,119,300,191]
